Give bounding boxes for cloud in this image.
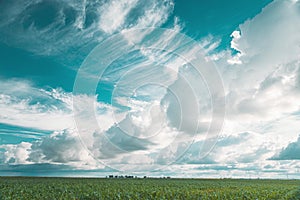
[216,0,300,153]
[198,0,300,173]
[225,0,300,80]
[0,129,105,169]
[0,78,190,171]
[0,0,174,64]
[232,60,300,120]
[0,79,74,131]
[29,130,89,163]
[99,0,139,34]
[176,131,275,167]
[227,30,243,65]
[271,135,300,160]
[0,142,31,164]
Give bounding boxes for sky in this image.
[0,0,300,178]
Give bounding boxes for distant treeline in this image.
[107,175,171,179]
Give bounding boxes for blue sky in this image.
[0,0,300,178]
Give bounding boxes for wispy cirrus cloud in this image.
[0,0,175,64]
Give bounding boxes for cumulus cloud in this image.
[0,129,105,169]
[0,142,32,164]
[230,60,300,120]
[271,135,300,160]
[227,30,243,65]
[225,0,300,86]
[0,77,202,171]
[184,0,300,177]
[217,0,300,142]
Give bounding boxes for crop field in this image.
[0,177,299,199]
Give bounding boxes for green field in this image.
[0,177,299,199]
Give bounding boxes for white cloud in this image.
[219,0,300,126]
[0,80,74,131]
[227,30,243,65]
[0,142,32,164]
[133,0,174,28]
[0,129,105,169]
[0,0,174,61]
[227,0,300,74]
[99,0,139,34]
[192,0,300,177]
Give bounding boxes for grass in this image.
[0,177,299,199]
